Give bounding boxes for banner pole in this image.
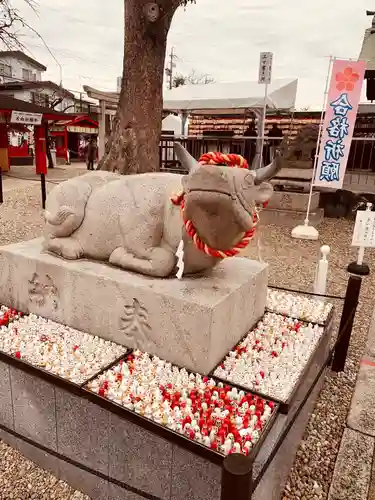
[291,55,335,240]
[259,82,268,170]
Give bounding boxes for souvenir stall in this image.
[50,116,99,163]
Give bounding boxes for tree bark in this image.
[99,0,179,174]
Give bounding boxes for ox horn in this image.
[254,152,282,185]
[174,142,200,173]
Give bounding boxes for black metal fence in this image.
[160,135,375,180]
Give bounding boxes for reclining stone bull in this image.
[43,144,281,277]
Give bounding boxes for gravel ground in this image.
[0,178,374,500]
[247,221,375,500]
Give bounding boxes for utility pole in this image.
[165,47,176,89]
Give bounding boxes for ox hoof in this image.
[109,246,175,277]
[47,237,83,260]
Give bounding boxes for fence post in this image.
[314,245,330,296]
[221,454,253,500]
[40,173,46,210]
[331,274,362,372]
[0,167,3,204]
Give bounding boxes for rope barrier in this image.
[269,285,345,301]
[3,172,60,185]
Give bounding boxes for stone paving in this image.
[328,307,375,500]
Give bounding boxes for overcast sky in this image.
[13,0,373,109]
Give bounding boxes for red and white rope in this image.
[171,152,269,259]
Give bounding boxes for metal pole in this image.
[331,275,362,372]
[40,173,46,209]
[221,454,253,500]
[0,168,3,204]
[259,82,268,170]
[305,56,335,226]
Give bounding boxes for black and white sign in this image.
[258,52,273,85]
[352,209,375,248]
[10,111,42,126]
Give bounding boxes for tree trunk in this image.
[99,0,179,174]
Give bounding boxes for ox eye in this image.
[244,173,255,185]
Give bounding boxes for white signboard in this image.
[67,126,99,134]
[352,210,375,248]
[10,111,42,126]
[258,52,273,84]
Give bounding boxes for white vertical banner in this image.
[258,52,273,169]
[258,52,273,85]
[314,59,366,189]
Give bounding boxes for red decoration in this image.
[336,67,360,92]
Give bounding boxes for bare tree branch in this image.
[173,69,215,88]
[0,0,38,50]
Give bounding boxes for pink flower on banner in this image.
[336,67,360,92]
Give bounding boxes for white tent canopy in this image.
[163,78,298,115]
[162,114,183,136]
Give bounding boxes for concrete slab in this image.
[170,446,221,500]
[108,484,144,500]
[10,366,57,450]
[365,307,375,359]
[108,413,173,500]
[327,428,374,500]
[58,460,109,500]
[56,388,109,475]
[366,454,375,500]
[0,360,13,429]
[347,359,375,436]
[0,238,268,374]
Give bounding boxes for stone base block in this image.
[267,191,320,212]
[261,208,324,227]
[0,238,267,374]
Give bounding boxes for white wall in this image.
[0,56,43,83]
[5,88,74,112]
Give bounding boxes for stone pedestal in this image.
[267,191,320,212]
[0,238,267,374]
[262,191,323,227]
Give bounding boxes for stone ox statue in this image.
[44,144,281,277]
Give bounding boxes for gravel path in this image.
[0,179,373,500]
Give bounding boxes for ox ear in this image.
[255,182,274,204]
[174,142,200,173]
